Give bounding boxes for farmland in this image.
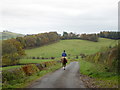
[25,38,117,58]
[2,38,119,88]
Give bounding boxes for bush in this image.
[22,64,39,76]
[35,63,43,71]
[41,57,44,59]
[80,54,86,58]
[51,57,55,59]
[76,56,78,59]
[37,57,40,59]
[84,45,118,72]
[2,68,26,85]
[2,61,59,89]
[94,52,101,63]
[32,57,36,59]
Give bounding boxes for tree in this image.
[63,32,68,39]
[16,37,26,48]
[2,39,25,66]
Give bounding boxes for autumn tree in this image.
[2,39,25,66]
[80,33,98,42]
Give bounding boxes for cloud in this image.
[0,0,119,34]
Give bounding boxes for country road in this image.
[28,62,86,88]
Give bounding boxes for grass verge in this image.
[79,60,119,88]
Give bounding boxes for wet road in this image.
[28,62,85,88]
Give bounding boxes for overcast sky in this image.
[0,0,119,34]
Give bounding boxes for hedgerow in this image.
[2,61,59,88]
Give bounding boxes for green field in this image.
[25,38,117,58]
[2,65,24,71]
[2,59,55,70]
[20,59,54,64]
[3,38,117,70]
[0,31,24,40]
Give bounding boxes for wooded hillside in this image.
[2,32,60,66]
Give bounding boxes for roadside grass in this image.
[79,59,119,88]
[2,63,62,89]
[25,38,117,58]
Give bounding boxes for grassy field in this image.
[25,38,117,58]
[0,31,24,40]
[2,38,118,71]
[20,59,54,64]
[2,59,55,70]
[2,65,24,71]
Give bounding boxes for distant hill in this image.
[0,30,24,40]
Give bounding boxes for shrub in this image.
[37,57,39,59]
[76,56,78,59]
[2,68,26,85]
[22,64,39,76]
[51,57,55,59]
[32,57,36,59]
[94,52,101,63]
[35,63,43,71]
[80,54,86,58]
[41,57,44,59]
[84,45,119,72]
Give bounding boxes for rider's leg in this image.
[64,64,66,70]
[64,66,65,70]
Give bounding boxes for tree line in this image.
[61,31,120,42]
[2,32,60,66]
[98,31,120,40]
[61,32,98,42]
[61,32,80,40]
[80,33,98,42]
[2,31,119,66]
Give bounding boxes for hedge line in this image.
[84,46,118,72]
[2,61,59,87]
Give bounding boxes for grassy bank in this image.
[25,38,117,58]
[2,63,62,89]
[79,60,119,88]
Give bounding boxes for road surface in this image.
[28,62,85,88]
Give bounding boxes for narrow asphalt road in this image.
[28,62,86,88]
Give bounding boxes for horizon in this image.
[1,30,118,35]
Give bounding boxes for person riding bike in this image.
[61,50,67,70]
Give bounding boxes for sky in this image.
[0,0,119,34]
